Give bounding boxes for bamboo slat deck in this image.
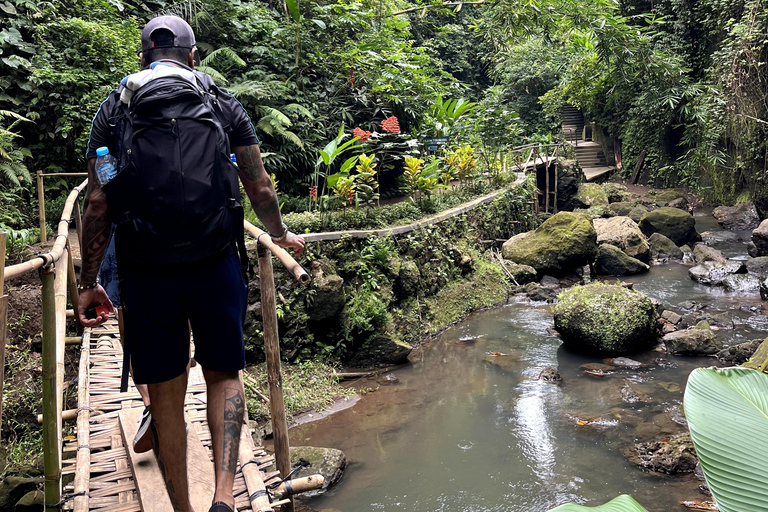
[61,318,282,512]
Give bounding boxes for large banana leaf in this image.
[548,495,648,511]
[684,367,768,512]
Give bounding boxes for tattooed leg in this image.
[203,369,244,509]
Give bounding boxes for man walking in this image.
[78,15,304,512]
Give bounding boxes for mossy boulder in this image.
[602,183,629,203]
[501,261,538,285]
[628,205,649,223]
[307,259,345,321]
[662,320,721,355]
[349,333,412,367]
[594,216,650,262]
[638,207,700,246]
[608,202,635,216]
[289,446,347,493]
[573,183,609,208]
[395,259,420,298]
[594,243,650,276]
[502,212,597,276]
[653,189,686,208]
[14,490,43,512]
[554,283,658,355]
[0,477,42,512]
[648,233,683,261]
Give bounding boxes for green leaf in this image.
[548,495,648,511]
[684,367,768,512]
[339,155,359,174]
[311,19,326,30]
[285,0,301,23]
[0,2,16,14]
[325,172,342,188]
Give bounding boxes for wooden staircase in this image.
[561,105,613,182]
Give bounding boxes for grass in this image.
[243,360,354,424]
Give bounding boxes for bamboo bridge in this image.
[1,178,320,512]
[0,145,566,512]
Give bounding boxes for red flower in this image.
[353,127,371,141]
[380,116,400,134]
[310,185,317,201]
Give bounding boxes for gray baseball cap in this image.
[141,16,196,52]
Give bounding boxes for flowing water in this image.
[291,211,766,512]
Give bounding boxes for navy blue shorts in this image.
[122,254,248,384]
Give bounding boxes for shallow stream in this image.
[291,211,766,512]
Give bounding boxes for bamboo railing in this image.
[3,178,88,511]
[3,177,310,512]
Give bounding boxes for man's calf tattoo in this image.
[222,388,245,473]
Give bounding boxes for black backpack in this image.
[103,64,246,268]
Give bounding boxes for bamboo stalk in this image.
[37,407,102,424]
[37,171,47,245]
[73,329,92,512]
[271,475,324,499]
[257,240,293,512]
[5,179,88,280]
[554,146,559,214]
[243,222,309,286]
[544,152,550,214]
[41,266,61,511]
[0,231,6,438]
[237,422,273,512]
[67,248,82,334]
[73,201,83,257]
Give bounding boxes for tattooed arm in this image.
[233,144,305,256]
[77,158,115,327]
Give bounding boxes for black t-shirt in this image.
[85,69,259,160]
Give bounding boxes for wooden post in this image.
[66,249,82,334]
[72,330,91,512]
[256,240,293,512]
[544,148,550,214]
[73,201,83,255]
[553,146,559,214]
[41,266,61,511]
[37,171,47,245]
[631,149,647,185]
[0,231,7,438]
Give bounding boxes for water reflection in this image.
[292,212,768,512]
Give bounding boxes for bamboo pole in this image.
[41,266,61,511]
[5,179,87,281]
[73,201,83,257]
[244,222,309,286]
[66,248,82,334]
[256,240,293,512]
[72,329,91,512]
[0,231,7,438]
[271,476,324,499]
[37,171,47,245]
[544,148,550,214]
[553,146,559,214]
[237,422,273,512]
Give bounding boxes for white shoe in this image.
[133,406,153,453]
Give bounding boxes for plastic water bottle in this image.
[95,147,117,186]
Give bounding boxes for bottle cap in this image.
[96,147,109,157]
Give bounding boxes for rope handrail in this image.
[4,179,88,280]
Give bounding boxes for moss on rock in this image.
[554,283,658,355]
[501,211,598,275]
[574,183,609,208]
